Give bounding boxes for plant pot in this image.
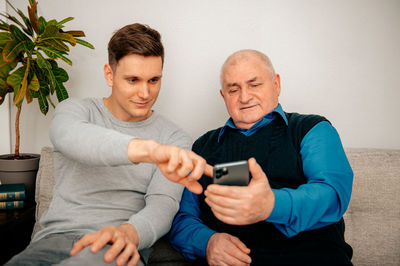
[0,154,40,208]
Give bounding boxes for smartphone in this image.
[213,160,249,186]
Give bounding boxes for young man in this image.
[6,23,212,266]
[169,49,353,265]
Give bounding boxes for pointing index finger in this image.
[204,164,213,177]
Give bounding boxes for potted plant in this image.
[0,0,94,206]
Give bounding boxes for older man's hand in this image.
[206,233,251,266]
[204,158,275,225]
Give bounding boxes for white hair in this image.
[220,49,276,85]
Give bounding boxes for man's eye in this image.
[149,78,159,83]
[128,78,137,83]
[229,89,239,94]
[250,83,260,88]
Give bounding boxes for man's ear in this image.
[219,89,225,99]
[104,64,114,87]
[274,74,281,96]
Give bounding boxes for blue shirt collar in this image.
[217,104,288,142]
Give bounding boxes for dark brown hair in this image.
[108,23,164,68]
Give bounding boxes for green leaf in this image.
[38,25,76,46]
[6,66,25,91]
[6,65,27,105]
[0,78,10,105]
[0,58,18,79]
[0,78,7,90]
[9,24,32,42]
[2,39,24,62]
[52,66,69,83]
[0,12,27,34]
[0,20,9,31]
[46,19,58,27]
[28,73,39,92]
[38,17,46,34]
[36,88,49,114]
[37,45,58,59]
[50,63,69,101]
[14,9,33,36]
[38,45,72,65]
[13,58,30,105]
[75,38,95,49]
[54,78,68,102]
[38,39,70,53]
[49,59,58,69]
[30,74,49,98]
[36,52,56,93]
[58,17,74,26]
[32,75,51,114]
[47,70,56,94]
[36,51,52,70]
[0,32,12,48]
[2,25,34,62]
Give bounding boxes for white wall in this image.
[0,1,11,155]
[8,0,400,154]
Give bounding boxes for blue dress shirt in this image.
[169,104,353,260]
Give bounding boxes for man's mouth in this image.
[131,100,150,108]
[240,105,257,111]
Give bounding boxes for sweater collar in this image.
[218,103,287,143]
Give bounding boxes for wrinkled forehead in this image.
[222,57,269,82]
[221,51,273,84]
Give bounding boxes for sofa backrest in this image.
[33,147,400,265]
[344,149,400,265]
[344,149,400,266]
[32,146,55,237]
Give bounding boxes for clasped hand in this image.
[204,158,275,225]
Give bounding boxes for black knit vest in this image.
[193,112,353,263]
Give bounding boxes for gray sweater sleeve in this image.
[129,130,192,249]
[50,98,132,166]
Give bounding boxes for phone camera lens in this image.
[222,167,228,175]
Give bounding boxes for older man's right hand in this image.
[204,158,275,225]
[206,233,251,266]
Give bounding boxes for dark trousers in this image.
[5,233,147,266]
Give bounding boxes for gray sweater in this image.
[33,98,191,249]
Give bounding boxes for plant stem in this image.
[14,105,22,157]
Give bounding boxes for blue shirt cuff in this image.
[196,228,217,258]
[267,188,291,224]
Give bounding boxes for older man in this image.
[169,49,353,265]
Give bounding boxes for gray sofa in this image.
[32,147,400,265]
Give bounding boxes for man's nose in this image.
[239,88,251,103]
[137,83,150,99]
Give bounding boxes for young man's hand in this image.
[204,158,275,225]
[70,223,140,266]
[206,233,251,266]
[127,139,213,194]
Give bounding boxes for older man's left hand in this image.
[204,158,275,225]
